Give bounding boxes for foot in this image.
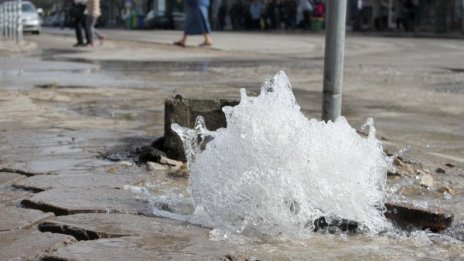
[98,35,105,46]
[199,42,212,47]
[85,43,94,47]
[73,43,85,47]
[173,41,186,47]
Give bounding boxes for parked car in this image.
[42,12,61,27]
[144,10,184,30]
[21,1,42,34]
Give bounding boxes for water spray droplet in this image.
[173,71,392,236]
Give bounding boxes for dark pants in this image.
[252,18,260,29]
[74,15,90,45]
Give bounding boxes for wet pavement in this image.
[0,31,463,260]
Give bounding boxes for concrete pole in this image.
[322,0,347,122]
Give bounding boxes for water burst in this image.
[172,71,392,236]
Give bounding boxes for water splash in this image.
[172,71,392,236]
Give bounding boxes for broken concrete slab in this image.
[21,187,151,216]
[385,202,454,231]
[0,229,76,261]
[0,167,49,177]
[312,216,362,234]
[0,206,54,231]
[39,213,209,240]
[164,96,240,161]
[13,172,149,192]
[42,234,238,261]
[0,190,34,206]
[0,172,25,187]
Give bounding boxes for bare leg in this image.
[201,34,212,46]
[174,34,187,46]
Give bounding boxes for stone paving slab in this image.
[385,202,454,231]
[0,167,49,177]
[21,187,151,216]
[0,190,34,207]
[0,206,54,232]
[13,173,148,192]
[0,172,25,187]
[42,235,237,261]
[0,229,76,260]
[38,213,209,240]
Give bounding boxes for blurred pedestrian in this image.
[230,0,244,30]
[249,0,263,30]
[71,0,90,47]
[266,0,278,29]
[312,0,324,29]
[353,0,363,31]
[296,0,312,30]
[404,0,415,32]
[174,0,213,47]
[285,0,297,29]
[396,0,415,32]
[86,0,106,46]
[312,0,324,19]
[217,1,228,30]
[278,0,287,29]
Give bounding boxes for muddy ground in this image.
[0,31,463,260]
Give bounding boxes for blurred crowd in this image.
[41,0,464,34]
[218,0,326,31]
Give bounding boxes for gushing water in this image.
[172,71,392,237]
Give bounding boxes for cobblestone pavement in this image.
[0,31,463,260]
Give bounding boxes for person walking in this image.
[174,0,213,47]
[86,0,106,46]
[296,0,312,30]
[249,0,263,30]
[71,0,90,47]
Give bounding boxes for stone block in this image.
[0,229,76,260]
[38,213,209,240]
[21,187,151,216]
[385,202,454,232]
[13,172,149,192]
[42,234,249,261]
[0,206,54,231]
[0,190,33,206]
[0,172,25,187]
[312,216,361,234]
[164,95,239,161]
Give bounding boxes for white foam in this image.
[172,71,392,236]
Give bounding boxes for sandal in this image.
[173,41,186,47]
[199,42,212,47]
